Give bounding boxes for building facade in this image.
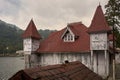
[22,5,112,78]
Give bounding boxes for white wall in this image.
[32,40,40,51]
[23,38,32,52]
[23,38,40,53]
[90,33,108,50]
[39,53,91,67]
[93,51,109,78]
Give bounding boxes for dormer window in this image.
[61,27,75,42]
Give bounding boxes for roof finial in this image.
[31,18,33,20]
[99,2,101,6]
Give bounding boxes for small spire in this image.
[99,2,101,6]
[87,4,111,33]
[22,19,41,39]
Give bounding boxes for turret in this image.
[88,5,111,50]
[22,19,41,68]
[87,5,111,77]
[22,19,41,53]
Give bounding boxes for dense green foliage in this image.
[105,0,120,48]
[0,20,56,54]
[105,0,120,27]
[39,29,57,39]
[0,20,23,54]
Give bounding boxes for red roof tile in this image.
[9,61,103,80]
[22,19,41,39]
[88,5,111,33]
[37,22,90,53]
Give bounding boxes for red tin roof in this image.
[9,61,103,80]
[37,22,90,53]
[88,5,111,33]
[22,19,41,39]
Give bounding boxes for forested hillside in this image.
[0,20,23,54]
[0,20,56,54]
[39,29,57,39]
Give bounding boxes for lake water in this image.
[0,57,25,80]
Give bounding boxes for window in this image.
[63,33,74,42]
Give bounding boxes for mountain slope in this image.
[0,20,23,54]
[0,20,56,54]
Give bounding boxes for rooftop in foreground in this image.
[9,61,103,80]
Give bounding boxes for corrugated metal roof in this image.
[37,22,90,53]
[22,19,41,39]
[9,61,103,80]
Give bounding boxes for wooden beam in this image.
[105,50,107,76]
[91,50,94,70]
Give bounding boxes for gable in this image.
[61,26,75,42]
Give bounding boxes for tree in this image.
[105,0,120,48]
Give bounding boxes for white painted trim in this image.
[61,27,68,39]
[61,26,75,39]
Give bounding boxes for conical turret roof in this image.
[22,19,41,39]
[88,5,111,33]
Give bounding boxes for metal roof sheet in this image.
[9,61,103,80]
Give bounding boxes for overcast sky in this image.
[0,0,108,30]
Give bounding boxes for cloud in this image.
[0,0,21,15]
[0,0,108,30]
